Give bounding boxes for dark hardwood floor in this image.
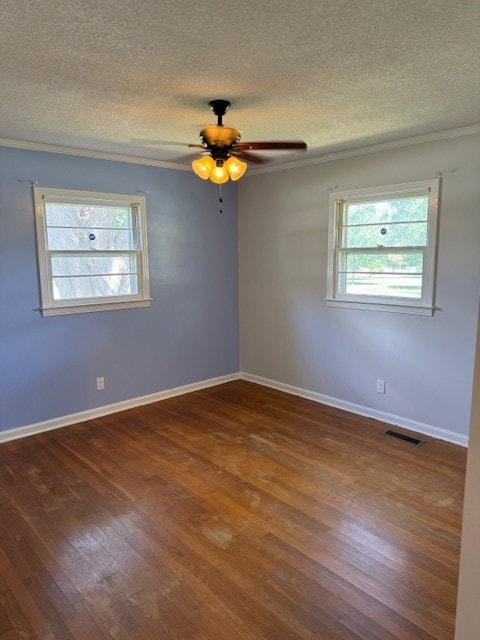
[0,381,467,639]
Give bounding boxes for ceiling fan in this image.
[174,99,307,184]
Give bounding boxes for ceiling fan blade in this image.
[130,138,193,147]
[171,153,206,164]
[232,149,268,164]
[235,141,307,151]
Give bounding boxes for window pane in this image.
[34,188,150,315]
[340,272,422,299]
[45,204,132,229]
[52,274,138,300]
[47,227,135,250]
[327,181,438,311]
[341,251,423,274]
[51,253,137,277]
[345,196,428,225]
[343,221,427,248]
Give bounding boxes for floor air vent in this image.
[383,429,426,447]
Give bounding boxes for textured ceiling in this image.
[1,0,479,167]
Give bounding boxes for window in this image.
[34,187,151,316]
[326,179,439,315]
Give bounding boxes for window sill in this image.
[325,298,435,316]
[40,298,152,317]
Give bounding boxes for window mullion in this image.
[47,249,137,256]
[338,246,426,253]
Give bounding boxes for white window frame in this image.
[34,187,151,316]
[326,179,439,315]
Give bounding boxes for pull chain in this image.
[218,184,223,214]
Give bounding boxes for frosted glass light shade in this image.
[210,164,229,184]
[225,156,247,181]
[192,154,247,184]
[192,155,215,180]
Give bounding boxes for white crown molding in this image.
[1,124,479,173]
[246,124,480,176]
[0,137,191,171]
[240,372,469,447]
[0,373,240,444]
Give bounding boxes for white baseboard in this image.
[1,371,468,448]
[0,373,240,445]
[240,372,469,447]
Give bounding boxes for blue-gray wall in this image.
[0,147,239,431]
[239,134,480,442]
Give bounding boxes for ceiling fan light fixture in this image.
[209,159,229,184]
[192,155,215,180]
[189,99,306,186]
[225,156,247,181]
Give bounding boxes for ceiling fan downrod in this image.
[209,99,230,126]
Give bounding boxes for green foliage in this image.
[342,196,428,273]
[112,208,130,227]
[346,196,428,225]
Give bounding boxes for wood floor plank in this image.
[0,381,466,639]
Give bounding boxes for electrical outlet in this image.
[376,379,385,394]
[96,376,105,391]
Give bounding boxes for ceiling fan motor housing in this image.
[200,126,241,149]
